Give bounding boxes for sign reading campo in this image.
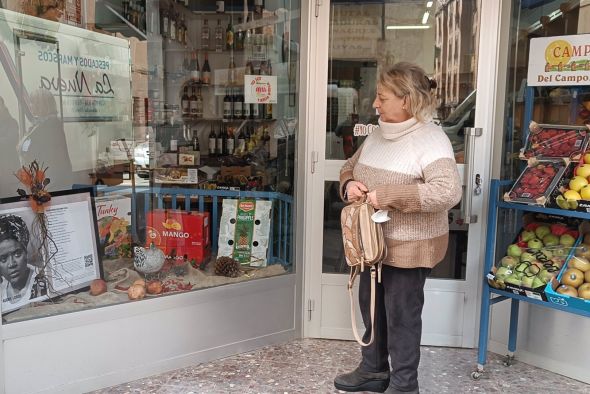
[527,34,590,86]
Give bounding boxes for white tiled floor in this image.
[90,339,589,393]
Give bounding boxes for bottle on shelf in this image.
[223,88,232,120]
[169,6,177,41]
[122,0,129,21]
[251,93,260,119]
[235,17,244,51]
[161,6,169,38]
[208,123,217,156]
[242,88,250,119]
[216,123,224,156]
[216,0,224,13]
[226,126,235,155]
[190,50,200,83]
[181,86,190,117]
[192,128,200,151]
[195,87,204,119]
[170,128,179,153]
[233,87,243,119]
[244,13,252,55]
[189,86,198,118]
[183,51,190,73]
[226,16,234,51]
[201,52,211,85]
[228,53,236,86]
[201,18,210,50]
[177,15,184,45]
[237,125,246,154]
[214,19,224,52]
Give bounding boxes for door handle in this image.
[462,127,483,224]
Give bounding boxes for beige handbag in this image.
[341,195,386,346]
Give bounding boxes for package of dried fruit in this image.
[520,122,590,160]
[504,160,568,206]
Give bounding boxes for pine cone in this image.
[214,256,241,278]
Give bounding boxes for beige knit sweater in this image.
[340,117,462,269]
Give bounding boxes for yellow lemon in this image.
[569,176,588,192]
[581,185,590,200]
[545,39,572,65]
[564,189,582,201]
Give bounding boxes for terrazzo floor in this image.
[90,339,589,394]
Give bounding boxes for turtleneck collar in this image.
[378,117,424,141]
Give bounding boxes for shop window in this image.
[0,0,300,323]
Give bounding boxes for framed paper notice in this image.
[244,75,278,104]
[0,189,101,314]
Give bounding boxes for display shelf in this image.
[473,178,590,380]
[95,0,147,40]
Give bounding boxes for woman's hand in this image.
[366,190,381,209]
[346,181,368,202]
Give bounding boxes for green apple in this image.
[495,266,512,280]
[521,275,535,288]
[521,230,536,242]
[539,248,554,260]
[507,244,523,257]
[514,263,529,278]
[520,252,536,263]
[553,247,567,257]
[500,256,518,269]
[560,234,576,247]
[538,268,557,283]
[527,238,544,250]
[505,274,522,287]
[532,276,546,288]
[542,234,559,247]
[535,225,551,239]
[525,265,541,277]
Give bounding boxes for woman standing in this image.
[334,62,462,394]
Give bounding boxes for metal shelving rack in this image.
[473,178,590,380]
[474,80,590,379]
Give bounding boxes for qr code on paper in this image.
[84,254,94,267]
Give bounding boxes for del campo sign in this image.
[527,34,590,86]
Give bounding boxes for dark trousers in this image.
[358,264,430,392]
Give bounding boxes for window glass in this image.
[0,0,300,323]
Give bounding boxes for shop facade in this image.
[0,0,589,392]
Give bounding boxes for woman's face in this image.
[0,239,29,289]
[372,84,411,123]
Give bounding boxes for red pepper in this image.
[525,223,541,231]
[517,240,528,248]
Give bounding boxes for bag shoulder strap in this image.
[348,263,381,347]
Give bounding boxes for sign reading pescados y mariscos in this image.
[527,34,590,86]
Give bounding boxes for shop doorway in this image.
[304,0,502,347]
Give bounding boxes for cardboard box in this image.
[550,161,590,212]
[146,210,210,266]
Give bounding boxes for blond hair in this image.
[378,62,436,122]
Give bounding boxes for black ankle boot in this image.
[334,366,390,392]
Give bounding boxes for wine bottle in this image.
[208,123,216,156]
[226,126,234,155]
[177,14,185,45]
[195,87,204,119]
[192,130,200,151]
[170,128,178,152]
[223,88,232,120]
[226,17,234,51]
[169,7,177,41]
[235,17,244,50]
[202,52,211,85]
[237,126,246,153]
[181,86,190,117]
[189,86,198,118]
[161,6,169,38]
[201,18,210,50]
[233,87,243,119]
[190,50,200,83]
[228,54,236,86]
[215,19,224,52]
[216,123,224,156]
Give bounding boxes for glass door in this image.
[304,0,502,347]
